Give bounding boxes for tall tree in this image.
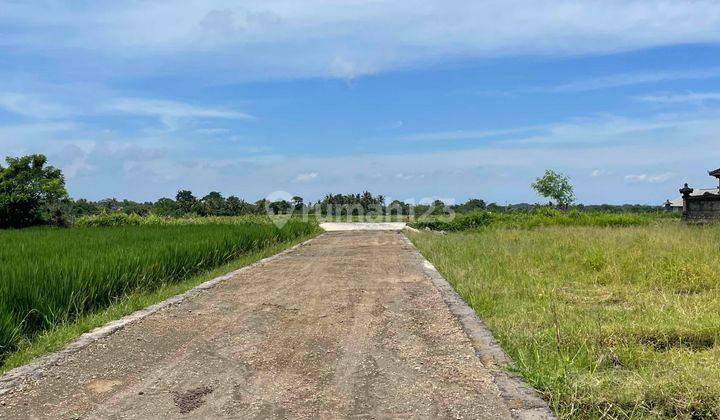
[0,154,68,228]
[531,169,575,209]
[153,198,179,216]
[201,191,226,216]
[175,190,196,214]
[291,196,304,211]
[225,195,244,215]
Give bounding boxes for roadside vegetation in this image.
[0,220,319,361]
[408,225,720,418]
[411,208,677,231]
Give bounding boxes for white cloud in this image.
[0,122,76,137]
[624,172,674,183]
[638,92,720,105]
[0,87,254,129]
[108,98,253,126]
[546,68,720,92]
[0,92,76,119]
[395,172,425,181]
[398,112,719,147]
[328,56,361,80]
[4,1,720,81]
[4,101,720,204]
[294,172,319,182]
[400,126,545,141]
[591,169,610,177]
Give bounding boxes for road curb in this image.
[400,233,555,420]
[0,234,322,396]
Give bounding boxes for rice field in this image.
[0,220,319,359]
[408,224,720,418]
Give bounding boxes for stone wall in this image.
[683,195,720,223]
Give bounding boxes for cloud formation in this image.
[624,173,674,184]
[638,92,720,105]
[107,98,253,128]
[0,92,76,119]
[294,172,319,183]
[5,107,711,204]
[546,68,720,92]
[3,1,720,81]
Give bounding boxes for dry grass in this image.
[408,224,720,418]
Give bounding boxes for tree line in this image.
[0,154,663,229]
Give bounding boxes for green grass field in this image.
[408,224,720,418]
[0,219,319,360]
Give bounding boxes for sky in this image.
[2,1,720,205]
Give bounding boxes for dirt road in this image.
[0,231,536,419]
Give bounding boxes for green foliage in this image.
[75,212,152,227]
[152,198,179,217]
[314,192,385,215]
[532,169,575,209]
[0,158,666,228]
[411,210,667,231]
[451,198,486,213]
[58,191,667,225]
[0,220,319,357]
[0,234,312,374]
[0,154,68,228]
[74,213,274,227]
[225,195,253,215]
[175,190,196,214]
[412,211,496,231]
[61,190,263,221]
[268,200,292,215]
[409,225,720,418]
[200,191,225,216]
[498,208,656,228]
[0,153,668,230]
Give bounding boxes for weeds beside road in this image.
[409,224,720,418]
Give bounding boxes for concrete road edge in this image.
[400,232,556,420]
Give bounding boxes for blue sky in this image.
[2,1,720,205]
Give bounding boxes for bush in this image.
[412,211,496,231]
[411,209,666,231]
[74,212,144,227]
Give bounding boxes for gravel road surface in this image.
[0,231,514,419]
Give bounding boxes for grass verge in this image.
[408,225,720,418]
[1,231,317,374]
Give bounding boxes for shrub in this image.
[413,211,496,231]
[75,212,144,227]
